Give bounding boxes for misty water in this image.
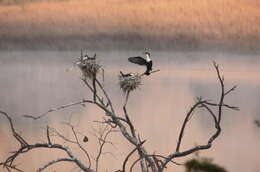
[0,50,260,172]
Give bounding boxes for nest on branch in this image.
[119,73,142,93]
[76,57,101,79]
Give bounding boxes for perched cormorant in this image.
[128,52,153,75]
[77,53,96,61]
[120,71,134,77]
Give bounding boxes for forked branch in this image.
[158,61,238,171]
[0,111,94,172]
[0,57,237,172]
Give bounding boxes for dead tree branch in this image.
[23,99,95,120]
[122,140,146,172]
[37,158,74,172]
[158,61,238,171]
[70,125,92,169]
[0,111,94,172]
[95,125,115,172]
[1,53,237,172]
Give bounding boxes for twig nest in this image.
[76,58,101,79]
[119,73,142,93]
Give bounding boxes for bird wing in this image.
[128,56,147,66]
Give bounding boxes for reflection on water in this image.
[0,50,260,172]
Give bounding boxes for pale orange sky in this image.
[0,51,260,171]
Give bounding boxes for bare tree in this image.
[0,52,238,172]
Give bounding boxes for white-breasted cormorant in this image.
[128,52,153,75]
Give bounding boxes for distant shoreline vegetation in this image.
[0,0,68,5]
[0,33,259,52]
[0,0,259,52]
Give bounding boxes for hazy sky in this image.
[0,51,260,171]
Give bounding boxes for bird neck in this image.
[145,54,151,62]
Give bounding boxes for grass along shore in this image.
[0,0,259,51]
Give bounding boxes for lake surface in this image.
[0,50,260,172]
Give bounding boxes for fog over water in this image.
[0,50,260,172]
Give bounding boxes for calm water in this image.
[0,50,260,172]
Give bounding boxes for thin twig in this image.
[23,99,95,120]
[37,158,74,172]
[175,101,207,152]
[204,102,239,110]
[46,125,51,145]
[224,85,237,96]
[71,126,92,169]
[95,78,115,114]
[0,110,28,147]
[95,125,114,172]
[92,74,97,102]
[122,140,146,172]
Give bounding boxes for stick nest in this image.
[76,58,101,79]
[119,74,142,93]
